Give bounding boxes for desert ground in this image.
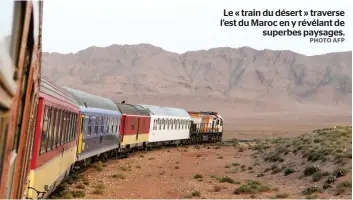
[52,126,352,199]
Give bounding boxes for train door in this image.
[77,114,85,154]
[136,118,140,140]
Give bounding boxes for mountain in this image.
[42,44,352,135]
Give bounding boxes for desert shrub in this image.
[284,168,295,176]
[233,180,270,194]
[336,180,352,188]
[333,168,347,178]
[302,186,321,195]
[265,153,284,162]
[276,193,289,198]
[271,167,282,174]
[213,185,222,192]
[71,190,85,198]
[325,175,337,184]
[94,184,105,190]
[75,184,85,189]
[304,165,321,176]
[219,176,235,184]
[323,183,332,190]
[112,173,125,179]
[92,188,104,195]
[312,172,325,182]
[193,174,203,179]
[191,191,200,197]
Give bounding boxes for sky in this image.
[41,0,352,56]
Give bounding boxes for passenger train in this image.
[25,76,223,199]
[0,1,223,199]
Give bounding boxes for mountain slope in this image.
[42,44,352,106]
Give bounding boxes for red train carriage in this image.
[115,103,150,151]
[26,76,80,199]
[0,1,43,198]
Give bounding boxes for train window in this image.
[72,113,77,141]
[40,106,50,154]
[71,113,75,141]
[115,119,119,133]
[70,114,74,141]
[46,108,55,151]
[69,113,74,141]
[69,112,74,142]
[100,116,104,134]
[107,117,110,133]
[111,118,114,133]
[94,116,99,135]
[87,117,92,136]
[157,118,161,130]
[66,112,77,142]
[65,112,71,143]
[61,111,68,145]
[104,117,109,134]
[57,109,63,147]
[131,117,135,130]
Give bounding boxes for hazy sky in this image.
[42,0,352,56]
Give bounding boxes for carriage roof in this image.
[40,76,79,107]
[138,104,190,117]
[115,103,150,116]
[63,87,120,111]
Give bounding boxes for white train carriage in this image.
[138,104,191,146]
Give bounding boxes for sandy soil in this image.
[66,143,352,199]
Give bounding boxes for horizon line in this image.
[42,43,353,57]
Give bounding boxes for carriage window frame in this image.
[100,116,104,134]
[94,116,99,135]
[131,117,135,130]
[71,113,77,141]
[61,110,67,145]
[46,108,56,152]
[40,105,50,154]
[65,112,70,143]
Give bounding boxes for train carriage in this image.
[0,1,43,198]
[139,104,191,146]
[63,87,121,166]
[27,76,80,199]
[115,103,150,151]
[188,111,223,143]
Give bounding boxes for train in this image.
[25,76,223,199]
[0,1,223,199]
